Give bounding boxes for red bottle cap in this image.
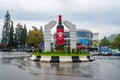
[58,15,62,22]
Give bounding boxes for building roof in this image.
[76,29,92,33]
[65,29,92,33]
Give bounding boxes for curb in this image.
[29,55,95,63]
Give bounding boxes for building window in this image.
[64,32,70,38]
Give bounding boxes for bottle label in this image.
[56,28,64,45]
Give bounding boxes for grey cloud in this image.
[0,0,120,39]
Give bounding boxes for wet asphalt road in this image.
[0,52,120,80]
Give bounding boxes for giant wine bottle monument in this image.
[56,15,64,51]
[44,15,76,52]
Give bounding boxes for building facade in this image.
[52,29,93,50]
[92,33,99,51]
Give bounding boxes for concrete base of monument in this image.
[28,55,95,63]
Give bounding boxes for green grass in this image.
[32,52,91,56]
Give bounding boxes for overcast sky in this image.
[0,0,120,39]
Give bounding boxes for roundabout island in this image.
[29,52,95,63]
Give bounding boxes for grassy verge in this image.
[32,52,91,56]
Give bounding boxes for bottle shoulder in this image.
[57,24,64,28]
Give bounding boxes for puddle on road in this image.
[0,53,120,80]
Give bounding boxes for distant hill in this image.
[107,34,117,43]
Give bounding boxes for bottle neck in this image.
[58,21,62,24]
[58,15,62,24]
[57,15,63,28]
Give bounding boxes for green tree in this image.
[111,34,120,50]
[22,24,27,47]
[26,27,44,48]
[2,11,12,46]
[14,33,18,48]
[8,20,14,48]
[99,36,110,47]
[40,26,43,32]
[40,26,44,40]
[15,23,27,48]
